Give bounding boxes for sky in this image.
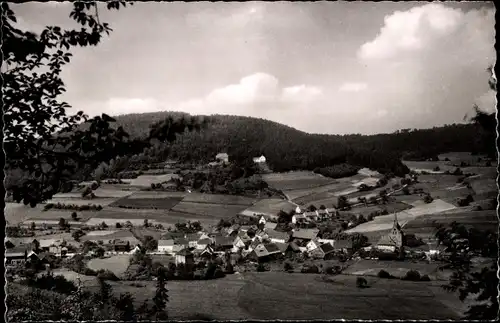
[12,1,496,135]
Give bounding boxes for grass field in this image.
[403,161,456,173]
[403,210,498,232]
[86,255,131,276]
[343,259,441,278]
[109,196,184,210]
[79,271,460,320]
[4,203,99,226]
[239,199,296,218]
[469,178,497,198]
[181,193,258,206]
[287,181,355,202]
[263,171,335,191]
[79,229,138,242]
[45,197,118,206]
[345,199,457,234]
[125,191,187,199]
[129,174,180,187]
[53,189,135,199]
[171,201,247,219]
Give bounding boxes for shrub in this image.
[402,270,421,281]
[115,222,122,228]
[356,277,368,288]
[301,265,319,274]
[44,203,54,211]
[377,269,393,279]
[423,194,434,204]
[325,266,341,275]
[71,212,78,220]
[283,262,293,272]
[97,269,120,281]
[420,274,431,281]
[256,263,266,272]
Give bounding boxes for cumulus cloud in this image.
[338,82,368,92]
[82,73,323,119]
[357,3,480,60]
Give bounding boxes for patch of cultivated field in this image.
[85,230,118,236]
[125,191,187,199]
[438,152,488,164]
[4,202,48,225]
[171,201,246,219]
[18,208,96,224]
[88,207,218,227]
[109,196,184,210]
[45,197,118,206]
[237,272,459,320]
[79,230,139,245]
[288,182,353,203]
[469,178,497,198]
[343,260,441,279]
[53,189,134,199]
[129,174,179,187]
[404,210,498,232]
[86,255,131,276]
[345,199,457,234]
[402,161,456,173]
[263,171,335,191]
[181,193,257,206]
[240,199,296,218]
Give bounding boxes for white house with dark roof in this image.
[291,228,319,241]
[215,153,229,164]
[265,229,290,244]
[253,155,266,164]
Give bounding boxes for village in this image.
[5,151,476,282]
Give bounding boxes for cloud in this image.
[358,4,471,60]
[82,73,323,119]
[338,82,368,92]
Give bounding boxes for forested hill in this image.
[107,112,482,176]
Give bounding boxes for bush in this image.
[283,262,293,272]
[402,270,421,281]
[325,266,341,275]
[356,277,368,288]
[256,263,267,272]
[423,194,434,204]
[115,222,122,228]
[377,269,394,279]
[97,269,120,281]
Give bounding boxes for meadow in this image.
[129,174,180,187]
[86,255,131,276]
[171,201,248,219]
[109,196,184,210]
[181,193,258,206]
[239,199,296,218]
[262,171,335,191]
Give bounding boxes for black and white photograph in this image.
[3,1,498,321]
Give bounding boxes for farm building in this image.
[292,213,308,225]
[333,240,353,254]
[265,229,290,244]
[253,155,267,163]
[186,233,203,248]
[158,239,175,253]
[306,239,321,253]
[196,238,212,250]
[214,236,234,251]
[5,245,30,265]
[198,245,215,259]
[113,240,131,252]
[175,248,195,266]
[248,243,283,262]
[215,153,229,164]
[318,238,335,246]
[295,206,302,214]
[309,243,336,259]
[291,228,319,241]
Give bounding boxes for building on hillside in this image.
[215,153,229,164]
[199,245,215,260]
[214,236,234,251]
[376,214,404,253]
[175,248,195,266]
[306,239,321,253]
[252,155,267,164]
[158,239,175,253]
[186,233,203,248]
[5,246,30,265]
[309,243,336,259]
[196,238,212,250]
[333,240,353,254]
[295,206,302,214]
[292,213,307,225]
[248,243,282,262]
[113,240,131,253]
[265,229,290,244]
[291,228,319,242]
[259,215,267,225]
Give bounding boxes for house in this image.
[265,229,290,244]
[158,239,175,253]
[196,238,212,250]
[306,239,321,253]
[247,239,261,252]
[186,233,203,248]
[253,155,266,164]
[334,240,353,254]
[295,206,302,214]
[291,228,319,241]
[175,248,195,266]
[303,211,318,221]
[215,153,229,164]
[214,236,234,251]
[248,243,283,262]
[259,215,267,225]
[225,224,241,236]
[26,250,39,263]
[129,245,142,254]
[376,214,404,253]
[233,233,252,249]
[5,246,29,265]
[292,214,307,225]
[254,230,269,242]
[318,238,335,246]
[199,245,215,259]
[310,243,336,259]
[174,237,189,249]
[38,239,63,252]
[113,240,131,252]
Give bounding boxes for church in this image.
[376,213,405,258]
